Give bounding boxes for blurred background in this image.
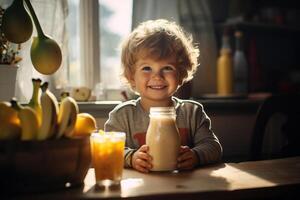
[1,0,300,101]
[209,0,300,95]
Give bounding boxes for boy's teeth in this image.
[150,86,164,89]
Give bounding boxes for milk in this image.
[146,107,181,171]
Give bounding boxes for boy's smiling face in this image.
[129,54,181,109]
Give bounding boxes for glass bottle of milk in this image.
[146,107,181,171]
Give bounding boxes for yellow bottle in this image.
[217,34,233,95]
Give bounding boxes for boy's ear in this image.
[127,74,136,86]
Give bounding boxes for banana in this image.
[37,82,59,140]
[10,99,39,140]
[0,101,21,140]
[56,96,79,138]
[28,78,42,126]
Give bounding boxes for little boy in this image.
[105,19,222,173]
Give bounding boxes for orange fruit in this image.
[0,123,21,140]
[0,101,20,125]
[72,113,97,136]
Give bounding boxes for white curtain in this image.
[132,0,217,97]
[1,0,69,102]
[79,0,100,89]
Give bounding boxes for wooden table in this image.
[10,156,300,200]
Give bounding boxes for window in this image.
[67,0,80,86]
[67,0,133,100]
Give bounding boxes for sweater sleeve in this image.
[191,104,223,166]
[104,107,136,168]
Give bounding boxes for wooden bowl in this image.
[0,137,91,194]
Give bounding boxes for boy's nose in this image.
[152,71,163,79]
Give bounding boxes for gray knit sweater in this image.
[104,97,222,168]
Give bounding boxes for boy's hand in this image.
[177,146,199,170]
[131,145,152,173]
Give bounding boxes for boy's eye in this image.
[141,66,152,72]
[162,66,175,72]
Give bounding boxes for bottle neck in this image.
[235,31,243,51]
[220,48,232,55]
[149,107,176,118]
[235,37,242,51]
[220,35,231,55]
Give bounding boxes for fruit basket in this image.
[0,137,91,194]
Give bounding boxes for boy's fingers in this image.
[136,158,151,168]
[136,165,149,173]
[177,160,193,170]
[139,145,149,152]
[178,152,193,162]
[179,146,190,153]
[138,152,152,161]
[134,158,152,173]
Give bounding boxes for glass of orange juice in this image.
[90,131,126,187]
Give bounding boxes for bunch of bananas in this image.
[0,79,97,141]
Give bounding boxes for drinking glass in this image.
[90,131,125,187]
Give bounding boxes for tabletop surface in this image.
[11,156,300,200]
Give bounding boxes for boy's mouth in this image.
[148,85,167,90]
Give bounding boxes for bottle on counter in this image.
[146,107,180,171]
[233,30,248,94]
[217,31,233,95]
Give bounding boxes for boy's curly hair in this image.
[120,19,199,89]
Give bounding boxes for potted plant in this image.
[0,6,22,101]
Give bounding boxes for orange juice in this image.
[90,132,125,186]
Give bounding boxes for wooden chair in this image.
[250,93,300,161]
